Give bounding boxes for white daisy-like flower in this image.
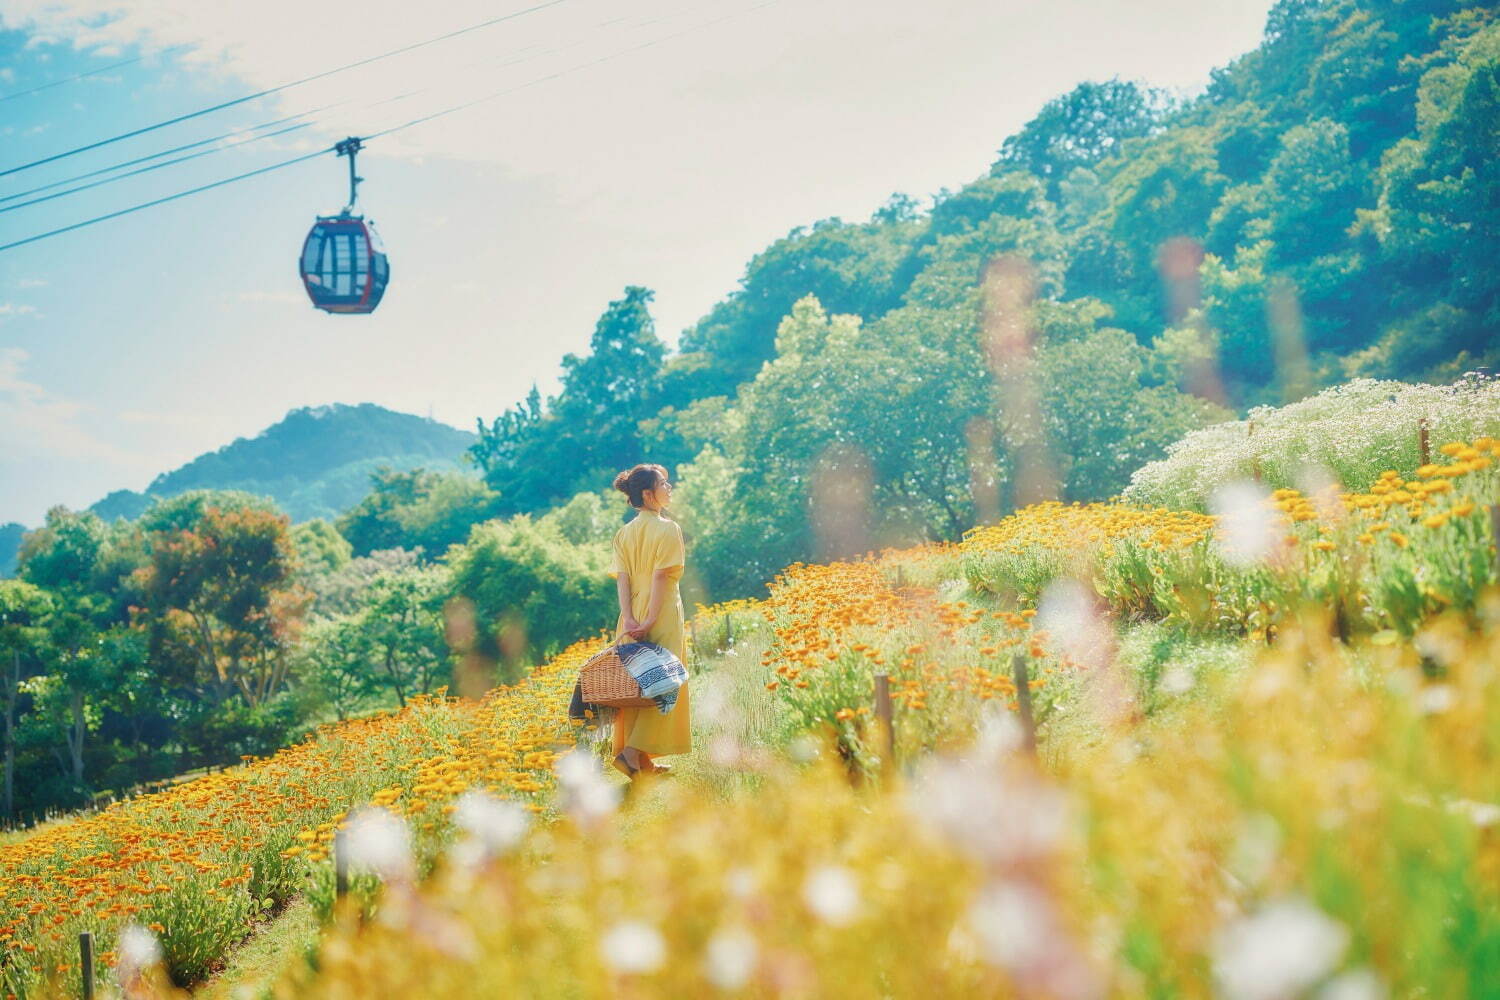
[600,919,666,974]
[1212,897,1349,1000]
[114,922,162,983]
[703,927,758,989]
[342,806,414,882]
[802,865,860,926]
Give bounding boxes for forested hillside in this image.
[467,0,1499,596]
[89,403,475,524]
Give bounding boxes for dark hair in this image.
[612,464,668,509]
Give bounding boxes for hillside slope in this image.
[89,403,476,524]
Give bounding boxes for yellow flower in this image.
[1390,532,1409,548]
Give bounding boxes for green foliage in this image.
[137,503,306,704]
[991,78,1170,194]
[444,517,615,680]
[291,519,353,576]
[337,467,498,559]
[470,287,671,513]
[0,522,25,578]
[1037,327,1235,499]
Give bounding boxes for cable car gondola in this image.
[300,136,389,314]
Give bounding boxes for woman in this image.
[607,463,692,780]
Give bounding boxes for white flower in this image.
[969,881,1050,971]
[724,866,757,900]
[600,920,665,974]
[703,927,757,989]
[342,806,414,882]
[1318,967,1387,1000]
[906,753,1069,865]
[787,734,820,763]
[802,865,860,926]
[554,749,621,823]
[974,703,1026,760]
[1209,480,1277,566]
[113,923,162,982]
[1418,685,1455,715]
[1159,664,1195,695]
[453,789,530,856]
[1213,897,1349,1000]
[1037,578,1111,671]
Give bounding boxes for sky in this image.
[0,0,1274,527]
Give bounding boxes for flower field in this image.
[268,608,1500,999]
[6,432,1500,999]
[0,636,596,998]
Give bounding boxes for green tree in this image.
[0,580,52,817]
[136,504,307,706]
[991,79,1170,196]
[445,517,615,681]
[338,468,498,558]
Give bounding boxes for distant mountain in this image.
[0,523,25,577]
[90,403,477,524]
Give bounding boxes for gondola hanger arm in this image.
[335,136,364,213]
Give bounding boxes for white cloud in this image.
[0,347,130,463]
[0,303,41,322]
[15,278,47,289]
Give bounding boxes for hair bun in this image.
[612,470,631,494]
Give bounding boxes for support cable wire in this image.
[0,0,783,254]
[0,104,344,206]
[0,148,333,253]
[0,26,594,211]
[0,0,572,179]
[0,120,319,216]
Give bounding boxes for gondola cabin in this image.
[299,213,389,314]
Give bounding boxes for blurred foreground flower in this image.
[1213,897,1349,1000]
[600,920,666,974]
[114,922,163,990]
[703,927,758,989]
[554,748,620,824]
[1210,480,1278,566]
[802,865,860,926]
[343,806,415,883]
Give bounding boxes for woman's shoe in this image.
[612,752,640,779]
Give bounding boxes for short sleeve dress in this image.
[606,507,692,757]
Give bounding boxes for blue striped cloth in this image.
[616,641,688,714]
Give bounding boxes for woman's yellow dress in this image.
[607,507,692,757]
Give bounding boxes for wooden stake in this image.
[723,612,732,648]
[78,931,95,1000]
[873,673,895,772]
[1419,418,1431,466]
[1011,654,1037,755]
[1490,505,1500,580]
[334,827,349,899]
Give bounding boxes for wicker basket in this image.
[579,644,656,707]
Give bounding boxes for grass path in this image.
[191,898,318,999]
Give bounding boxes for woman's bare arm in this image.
[636,568,673,634]
[617,575,641,633]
